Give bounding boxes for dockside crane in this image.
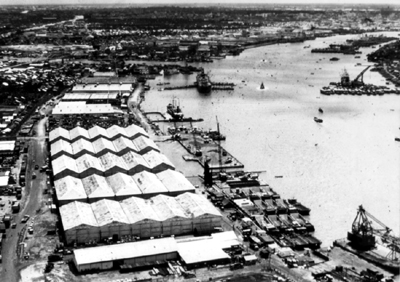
[348,205,400,261]
[351,65,371,87]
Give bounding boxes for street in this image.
[1,117,49,282]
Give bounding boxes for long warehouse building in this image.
[60,192,222,245]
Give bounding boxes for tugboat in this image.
[196,70,212,94]
[314,117,323,123]
[260,82,265,89]
[167,97,184,121]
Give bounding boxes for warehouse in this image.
[72,231,240,273]
[72,83,132,94]
[73,237,178,272]
[51,151,174,180]
[49,124,149,144]
[50,135,159,160]
[62,92,120,106]
[60,193,222,245]
[52,102,124,116]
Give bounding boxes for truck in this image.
[12,202,20,213]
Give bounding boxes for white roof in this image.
[91,199,130,227]
[72,83,131,93]
[92,138,116,155]
[132,136,159,153]
[112,136,139,154]
[99,152,128,172]
[52,101,123,115]
[151,194,188,221]
[120,196,160,223]
[177,236,231,264]
[51,139,73,157]
[121,151,149,171]
[88,125,108,140]
[54,176,87,202]
[106,173,142,197]
[176,193,221,218]
[71,138,94,156]
[0,140,15,151]
[69,126,89,141]
[125,124,149,138]
[132,171,168,195]
[157,170,195,194]
[60,201,98,231]
[142,150,174,170]
[75,154,103,174]
[74,237,177,265]
[81,174,114,199]
[49,127,69,143]
[52,155,78,176]
[61,193,221,231]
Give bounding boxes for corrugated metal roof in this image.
[156,170,194,193]
[52,155,78,175]
[177,193,221,218]
[75,154,103,173]
[69,126,89,141]
[112,136,139,154]
[120,196,160,223]
[54,176,87,201]
[60,201,98,231]
[143,150,174,170]
[99,152,128,171]
[121,151,149,170]
[132,135,159,153]
[132,171,168,194]
[177,237,231,264]
[74,237,177,265]
[92,199,130,226]
[106,125,126,139]
[81,174,114,199]
[151,194,188,221]
[106,173,142,196]
[125,124,148,138]
[51,139,73,157]
[88,125,108,140]
[92,137,116,155]
[71,138,94,156]
[49,127,69,142]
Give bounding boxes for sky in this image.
[1,0,399,6]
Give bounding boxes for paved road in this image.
[1,117,48,282]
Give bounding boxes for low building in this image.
[72,231,240,272]
[0,140,15,156]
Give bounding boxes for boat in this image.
[330,57,340,61]
[395,137,400,142]
[167,98,184,120]
[196,71,212,94]
[318,108,323,113]
[314,117,323,123]
[260,82,265,89]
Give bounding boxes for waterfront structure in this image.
[72,231,239,272]
[61,193,222,245]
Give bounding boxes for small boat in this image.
[330,57,340,61]
[318,108,323,113]
[260,82,265,89]
[314,117,323,123]
[395,137,400,142]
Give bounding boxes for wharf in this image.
[333,239,400,275]
[320,85,400,96]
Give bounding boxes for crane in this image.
[351,65,371,87]
[348,205,400,261]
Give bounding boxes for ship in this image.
[196,71,212,93]
[167,97,184,121]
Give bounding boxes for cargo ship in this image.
[167,97,184,120]
[196,71,212,93]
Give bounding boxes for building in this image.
[72,231,240,272]
[60,193,222,245]
[51,102,124,116]
[72,83,132,94]
[0,140,15,156]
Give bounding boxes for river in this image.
[141,32,400,247]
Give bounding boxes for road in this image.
[0,117,49,282]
